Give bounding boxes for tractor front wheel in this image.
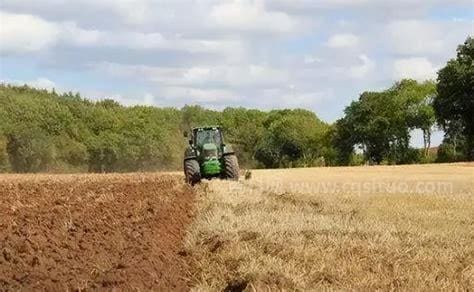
[223,154,239,180]
[184,159,201,185]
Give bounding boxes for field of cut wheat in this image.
[184,163,474,290]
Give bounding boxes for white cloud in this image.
[386,20,473,56]
[142,93,155,105]
[210,0,297,34]
[331,54,375,79]
[111,0,153,26]
[28,78,57,90]
[349,54,375,78]
[162,87,237,103]
[0,10,246,61]
[1,77,57,91]
[326,33,359,48]
[304,55,322,64]
[0,10,106,52]
[94,62,288,89]
[60,22,102,46]
[387,20,444,55]
[278,91,332,108]
[0,11,59,53]
[393,57,438,81]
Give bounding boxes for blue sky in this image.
[1,0,473,146]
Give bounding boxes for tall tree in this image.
[335,80,434,165]
[219,107,267,168]
[434,37,474,160]
[340,90,408,164]
[0,135,9,172]
[331,118,355,165]
[255,110,328,168]
[393,79,436,157]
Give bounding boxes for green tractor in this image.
[183,126,239,185]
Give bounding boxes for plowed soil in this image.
[0,173,195,291]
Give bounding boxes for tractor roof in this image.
[192,126,221,131]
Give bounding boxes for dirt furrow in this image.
[0,173,195,291]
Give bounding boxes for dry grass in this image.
[184,163,474,291]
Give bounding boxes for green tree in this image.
[181,105,220,132]
[53,135,88,170]
[331,118,355,165]
[341,91,396,164]
[6,127,55,172]
[255,110,328,168]
[336,81,429,165]
[393,79,436,157]
[433,37,474,160]
[0,135,9,172]
[86,131,121,172]
[219,107,267,168]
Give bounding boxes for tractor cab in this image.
[193,127,223,156]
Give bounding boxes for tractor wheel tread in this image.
[223,154,239,180]
[184,159,201,185]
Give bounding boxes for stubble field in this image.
[0,163,472,290]
[186,163,473,290]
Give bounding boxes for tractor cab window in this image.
[195,129,222,147]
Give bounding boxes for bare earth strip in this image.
[0,173,195,290]
[185,163,474,290]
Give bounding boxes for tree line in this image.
[0,37,472,173]
[335,37,473,164]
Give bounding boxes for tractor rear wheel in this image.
[223,154,239,180]
[184,159,201,185]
